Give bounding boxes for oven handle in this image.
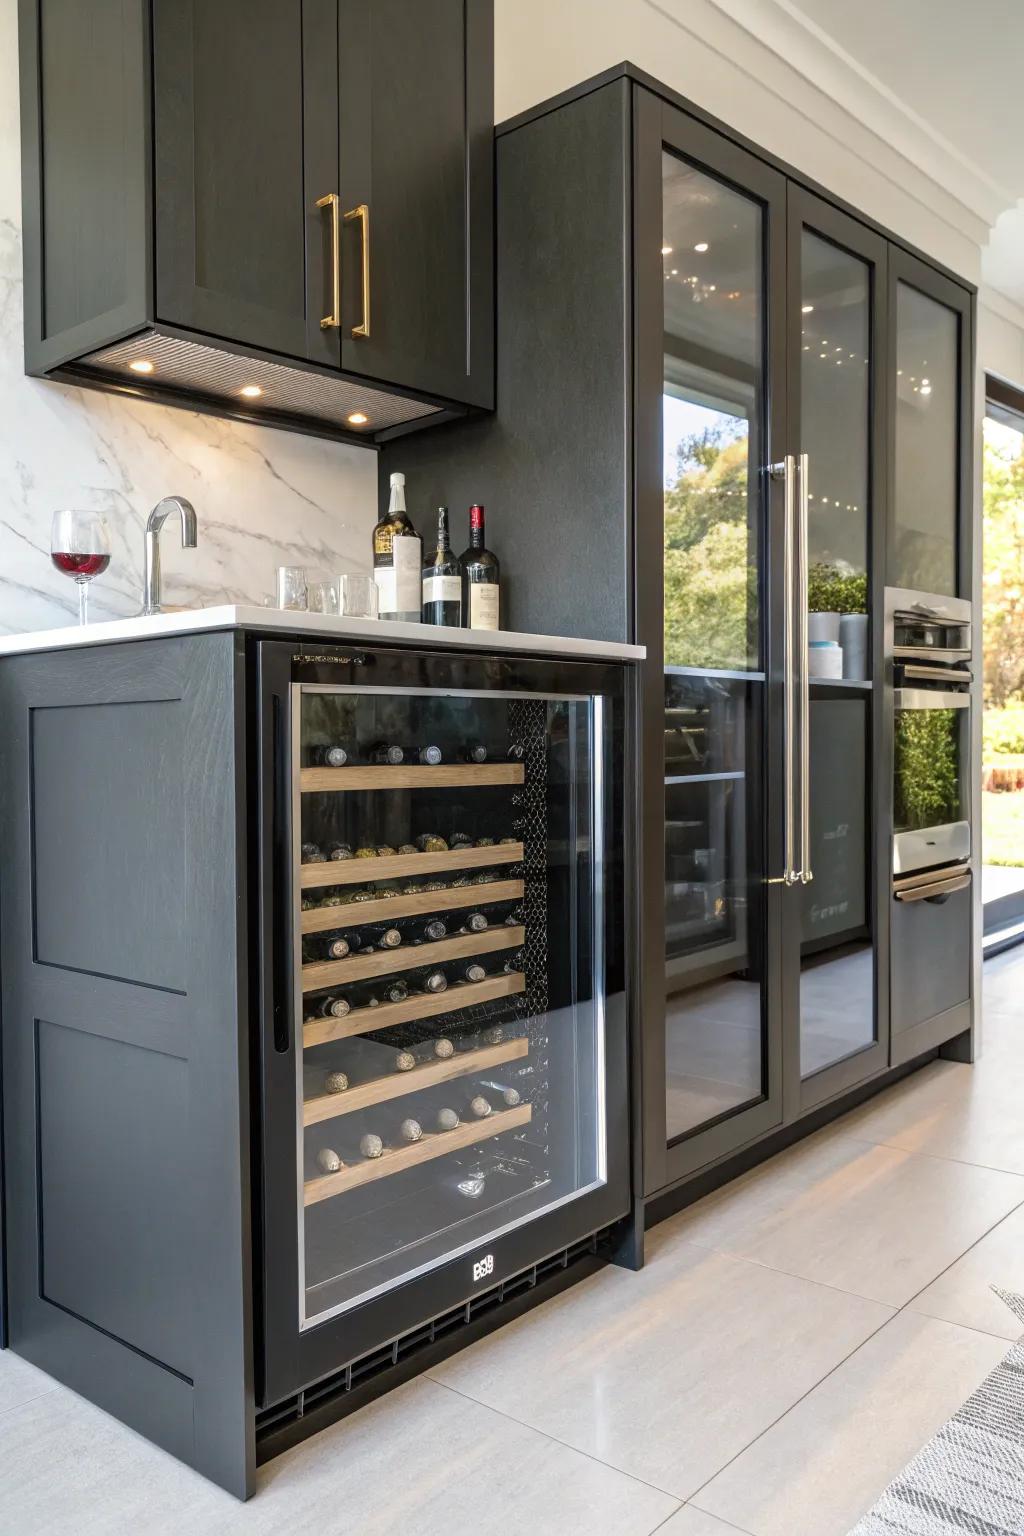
[893,865,972,903]
[898,663,972,685]
[894,688,970,710]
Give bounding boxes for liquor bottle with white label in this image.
[421,506,463,626]
[373,471,422,622]
[460,504,500,630]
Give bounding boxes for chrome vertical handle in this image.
[344,203,371,338]
[797,452,813,885]
[315,194,341,330]
[769,456,798,885]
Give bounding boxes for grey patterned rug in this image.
[849,1290,1024,1535]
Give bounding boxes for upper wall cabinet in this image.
[18,0,494,443]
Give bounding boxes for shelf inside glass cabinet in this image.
[293,682,606,1324]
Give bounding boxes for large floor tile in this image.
[431,1238,890,1500]
[673,1126,1024,1304]
[0,1375,678,1536]
[0,1350,63,1417]
[692,1310,1007,1536]
[910,1201,1024,1339]
[838,1054,1024,1175]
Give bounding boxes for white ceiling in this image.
[794,0,1024,305]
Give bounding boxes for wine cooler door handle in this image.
[797,451,813,885]
[344,203,371,338]
[768,455,798,886]
[271,692,292,1054]
[315,193,341,330]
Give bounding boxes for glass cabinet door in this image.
[789,192,887,1103]
[637,91,787,1189]
[295,683,609,1325]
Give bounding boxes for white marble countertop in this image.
[0,606,644,662]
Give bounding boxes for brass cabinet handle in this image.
[315,193,341,330]
[893,870,971,903]
[344,203,371,338]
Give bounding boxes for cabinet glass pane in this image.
[664,675,766,1141]
[894,283,959,596]
[662,152,763,672]
[799,696,874,1077]
[296,686,607,1325]
[798,229,875,1079]
[801,232,870,595]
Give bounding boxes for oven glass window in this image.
[894,708,962,833]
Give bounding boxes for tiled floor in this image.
[1,949,1022,1535]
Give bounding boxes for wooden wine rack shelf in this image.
[301,878,525,936]
[300,841,524,890]
[303,1037,529,1126]
[302,925,525,993]
[303,971,526,1048]
[304,1103,533,1204]
[301,763,525,793]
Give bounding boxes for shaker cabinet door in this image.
[337,0,494,407]
[153,0,338,367]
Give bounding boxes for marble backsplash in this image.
[0,0,377,636]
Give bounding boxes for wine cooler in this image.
[256,641,632,1409]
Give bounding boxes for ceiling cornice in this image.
[649,0,1010,252]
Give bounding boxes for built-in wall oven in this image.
[886,589,974,1057]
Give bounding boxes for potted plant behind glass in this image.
[807,564,869,680]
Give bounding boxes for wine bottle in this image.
[315,993,351,1019]
[326,841,354,861]
[460,504,500,631]
[370,743,404,765]
[415,832,448,852]
[381,978,410,1004]
[323,1070,349,1095]
[457,961,487,984]
[375,926,403,950]
[449,831,474,848]
[417,744,443,765]
[387,1115,424,1145]
[373,471,422,622]
[410,917,447,943]
[506,743,525,762]
[454,1023,506,1053]
[477,1082,523,1109]
[301,842,325,863]
[316,1147,343,1174]
[463,911,488,933]
[460,1088,494,1120]
[421,506,463,627]
[422,969,448,994]
[416,1036,455,1062]
[313,744,349,768]
[317,932,354,961]
[461,742,488,763]
[433,1106,460,1132]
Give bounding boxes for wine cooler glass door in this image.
[292,679,615,1331]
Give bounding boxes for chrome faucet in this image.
[142,496,198,615]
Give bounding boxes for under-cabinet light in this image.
[239,384,263,398]
[347,412,369,426]
[129,359,155,374]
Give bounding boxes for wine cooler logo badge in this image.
[472,1252,495,1283]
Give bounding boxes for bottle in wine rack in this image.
[461,742,488,763]
[454,1024,506,1053]
[381,978,410,1004]
[417,745,443,765]
[449,831,474,847]
[375,926,403,950]
[460,1088,494,1120]
[326,841,354,861]
[323,1070,349,1095]
[301,842,326,863]
[422,969,448,994]
[374,471,422,623]
[460,504,500,631]
[415,832,448,852]
[409,916,447,944]
[477,1081,523,1109]
[388,1114,424,1145]
[314,993,351,1019]
[308,931,355,961]
[463,911,489,933]
[316,1147,343,1174]
[312,744,349,768]
[433,1106,461,1132]
[369,743,404,765]
[456,961,487,984]
[506,743,525,762]
[422,506,464,627]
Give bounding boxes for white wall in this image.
[0,0,377,635]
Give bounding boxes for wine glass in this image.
[50,510,112,626]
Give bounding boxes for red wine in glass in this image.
[51,552,111,579]
[50,510,112,626]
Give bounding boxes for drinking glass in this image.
[51,509,112,626]
[276,565,308,610]
[307,577,339,615]
[339,573,379,619]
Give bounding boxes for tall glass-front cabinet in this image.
[635,89,971,1194]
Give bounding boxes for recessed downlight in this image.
[239,384,263,398]
[693,242,709,252]
[661,245,673,256]
[801,304,814,314]
[347,412,369,426]
[129,359,155,374]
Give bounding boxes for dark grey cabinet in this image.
[382,64,976,1210]
[19,0,494,442]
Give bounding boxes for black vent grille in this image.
[256,1230,608,1442]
